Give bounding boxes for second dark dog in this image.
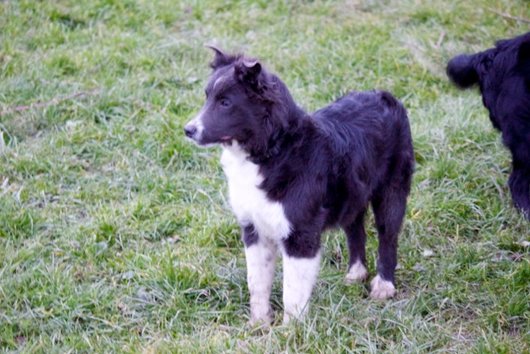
[447,32,530,218]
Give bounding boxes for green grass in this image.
[1,0,529,352]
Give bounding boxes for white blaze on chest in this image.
[220,143,291,241]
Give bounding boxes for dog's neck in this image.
[238,76,310,164]
[250,107,309,164]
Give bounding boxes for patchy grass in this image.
[1,0,529,352]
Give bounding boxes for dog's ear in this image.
[235,59,263,90]
[447,54,479,89]
[206,45,233,69]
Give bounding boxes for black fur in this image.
[447,32,530,218]
[185,49,414,285]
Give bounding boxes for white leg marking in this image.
[282,251,321,324]
[245,239,277,326]
[370,274,396,300]
[345,260,368,284]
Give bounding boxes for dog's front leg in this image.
[281,248,321,324]
[243,225,277,326]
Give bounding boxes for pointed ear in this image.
[205,45,232,69]
[235,59,262,86]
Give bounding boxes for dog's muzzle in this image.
[184,123,198,139]
[184,113,204,142]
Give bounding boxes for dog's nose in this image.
[184,124,197,138]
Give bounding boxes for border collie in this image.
[447,32,530,219]
[184,47,414,325]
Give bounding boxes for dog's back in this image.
[314,90,411,155]
[310,90,414,227]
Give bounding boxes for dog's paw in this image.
[370,275,396,300]
[282,313,292,325]
[248,308,274,328]
[247,318,272,329]
[344,261,368,284]
[282,312,303,325]
[282,305,308,325]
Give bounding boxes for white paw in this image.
[370,275,396,300]
[345,261,368,284]
[282,302,309,325]
[282,310,305,325]
[248,307,273,327]
[282,312,293,325]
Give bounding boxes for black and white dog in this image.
[184,48,414,325]
[447,32,530,218]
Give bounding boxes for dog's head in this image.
[184,47,291,158]
[446,32,530,129]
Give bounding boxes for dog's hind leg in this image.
[343,210,368,283]
[509,159,530,219]
[370,151,412,299]
[243,224,277,326]
[370,187,408,299]
[505,133,530,219]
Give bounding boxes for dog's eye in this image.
[219,98,231,107]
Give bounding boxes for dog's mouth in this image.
[186,131,233,147]
[198,136,233,148]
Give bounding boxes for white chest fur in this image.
[220,143,291,241]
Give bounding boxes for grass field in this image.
[1,0,529,352]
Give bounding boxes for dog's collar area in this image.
[244,130,290,164]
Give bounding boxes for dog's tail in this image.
[446,54,479,89]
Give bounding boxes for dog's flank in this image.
[447,32,530,218]
[185,48,414,324]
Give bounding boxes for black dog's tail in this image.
[446,54,479,89]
